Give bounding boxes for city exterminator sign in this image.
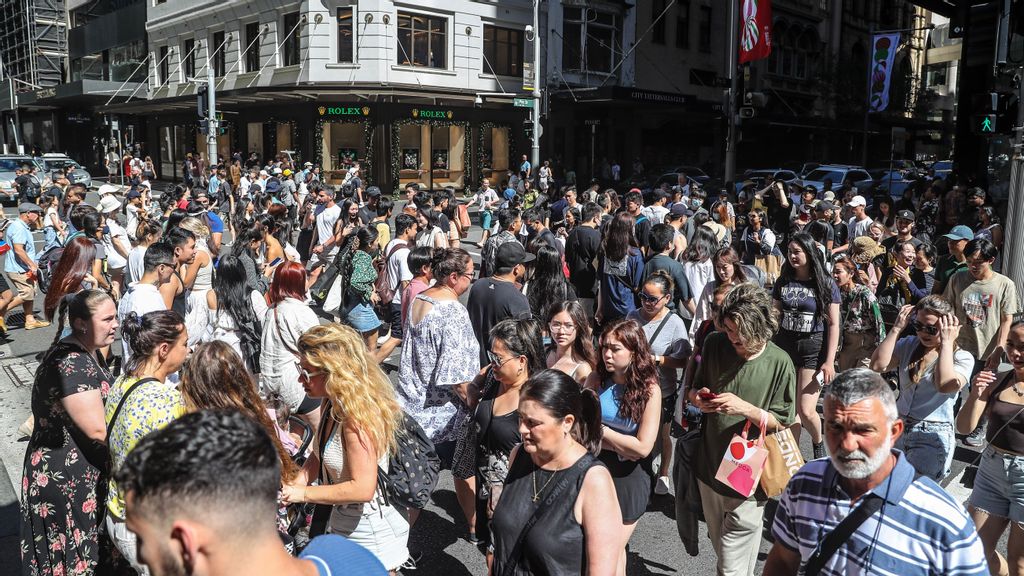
[318,106,370,116]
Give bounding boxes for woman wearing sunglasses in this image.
[870,295,973,481]
[626,271,691,496]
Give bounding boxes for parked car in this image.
[651,165,712,187]
[797,162,824,178]
[0,155,40,205]
[734,168,799,193]
[36,153,92,189]
[930,160,953,180]
[869,169,919,199]
[798,165,874,195]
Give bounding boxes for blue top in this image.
[299,534,387,576]
[772,451,987,575]
[208,174,220,196]
[204,212,225,234]
[598,248,645,322]
[600,380,638,435]
[4,218,34,274]
[893,336,974,422]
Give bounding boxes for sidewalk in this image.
[0,452,19,573]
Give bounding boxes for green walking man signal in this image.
[981,115,995,133]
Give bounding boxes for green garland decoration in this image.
[390,118,471,194]
[313,116,375,187]
[476,121,515,187]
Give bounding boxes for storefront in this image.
[315,105,374,187]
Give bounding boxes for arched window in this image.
[769,20,788,75]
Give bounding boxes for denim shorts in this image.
[968,445,1024,524]
[774,329,826,370]
[894,418,954,482]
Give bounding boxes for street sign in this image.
[513,98,534,108]
[584,119,601,126]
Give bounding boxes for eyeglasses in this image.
[638,291,666,304]
[295,363,323,381]
[487,351,520,368]
[549,322,576,333]
[461,272,475,281]
[912,321,939,336]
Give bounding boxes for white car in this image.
[798,165,874,195]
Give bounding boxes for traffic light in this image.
[199,118,209,135]
[523,118,533,141]
[971,92,1018,135]
[197,85,208,118]
[743,91,767,107]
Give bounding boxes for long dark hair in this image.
[778,232,834,327]
[597,319,658,423]
[44,237,96,321]
[520,369,603,455]
[212,254,263,372]
[683,226,718,263]
[120,310,185,376]
[601,211,638,261]
[545,300,597,369]
[525,243,568,319]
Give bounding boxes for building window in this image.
[338,7,354,63]
[158,45,169,85]
[282,12,301,66]
[245,22,261,73]
[652,0,667,44]
[397,12,447,68]
[698,6,712,53]
[183,39,195,80]
[483,25,523,76]
[676,2,690,49]
[110,40,147,83]
[562,7,621,74]
[212,31,226,77]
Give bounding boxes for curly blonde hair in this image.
[298,324,402,456]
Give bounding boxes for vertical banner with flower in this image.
[868,33,901,112]
[739,0,772,64]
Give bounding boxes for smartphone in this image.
[268,257,283,267]
[697,391,718,401]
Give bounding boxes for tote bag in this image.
[715,412,769,498]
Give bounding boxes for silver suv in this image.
[798,165,874,195]
[0,155,40,204]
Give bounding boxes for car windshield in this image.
[0,159,25,171]
[804,169,844,183]
[43,159,77,170]
[933,161,952,170]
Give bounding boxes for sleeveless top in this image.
[319,415,391,517]
[491,451,602,576]
[599,380,639,434]
[987,373,1024,453]
[190,242,214,292]
[170,269,189,318]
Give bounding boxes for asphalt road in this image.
[0,192,1006,574]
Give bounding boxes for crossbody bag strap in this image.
[648,312,673,346]
[309,411,335,538]
[803,494,884,576]
[106,377,160,444]
[502,453,594,576]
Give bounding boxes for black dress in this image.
[491,451,603,575]
[21,341,116,576]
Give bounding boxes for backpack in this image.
[377,412,441,510]
[373,242,405,306]
[37,244,63,293]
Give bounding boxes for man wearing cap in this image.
[807,201,838,253]
[881,209,922,255]
[665,202,692,258]
[124,189,145,242]
[480,207,523,278]
[188,194,225,256]
[358,186,380,226]
[467,242,533,366]
[934,225,973,295]
[5,203,49,329]
[624,190,652,251]
[845,195,873,243]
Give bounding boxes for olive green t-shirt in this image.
[693,332,797,499]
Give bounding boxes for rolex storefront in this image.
[312,102,526,193]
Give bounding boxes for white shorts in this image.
[329,500,410,571]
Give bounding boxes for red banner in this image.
[739,0,772,64]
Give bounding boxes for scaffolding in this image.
[0,0,67,92]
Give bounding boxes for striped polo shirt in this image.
[772,450,987,575]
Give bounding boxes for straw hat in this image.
[850,236,885,264]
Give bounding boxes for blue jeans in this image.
[968,446,1024,523]
[894,418,954,481]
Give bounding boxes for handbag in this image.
[714,411,769,498]
[753,253,783,288]
[758,424,805,498]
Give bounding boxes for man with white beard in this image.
[763,368,986,576]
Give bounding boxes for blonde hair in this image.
[298,324,402,456]
[178,216,211,240]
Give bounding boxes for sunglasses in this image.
[295,363,323,381]
[912,321,939,336]
[638,291,666,304]
[487,351,520,368]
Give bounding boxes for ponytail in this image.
[521,369,604,456]
[577,387,603,455]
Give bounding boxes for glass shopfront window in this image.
[321,121,367,186]
[480,126,510,183]
[398,122,465,190]
[110,40,147,83]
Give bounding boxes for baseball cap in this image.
[98,183,119,196]
[272,167,283,175]
[943,225,975,241]
[259,169,269,177]
[846,195,867,208]
[366,186,382,198]
[815,200,838,212]
[968,187,986,198]
[670,203,694,217]
[304,161,314,167]
[896,209,915,221]
[18,202,42,214]
[823,191,836,202]
[283,169,292,176]
[495,242,536,270]
[98,195,121,214]
[126,189,142,200]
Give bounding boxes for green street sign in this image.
[513,98,534,108]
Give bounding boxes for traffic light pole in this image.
[1002,75,1024,301]
[724,0,739,184]
[206,66,218,166]
[531,0,541,171]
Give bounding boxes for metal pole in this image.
[531,0,541,171]
[207,64,218,166]
[1002,77,1024,302]
[861,25,873,167]
[724,0,739,182]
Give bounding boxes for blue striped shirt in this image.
[772,451,988,575]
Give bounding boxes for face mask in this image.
[102,225,111,235]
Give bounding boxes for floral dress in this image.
[21,341,115,576]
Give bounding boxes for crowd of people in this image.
[10,153,1022,576]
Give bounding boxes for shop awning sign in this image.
[318,106,370,116]
[412,108,454,120]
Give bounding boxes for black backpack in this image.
[376,412,441,510]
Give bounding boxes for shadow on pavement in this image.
[0,494,21,573]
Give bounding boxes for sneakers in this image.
[0,315,8,335]
[812,442,826,460]
[24,318,50,330]
[654,475,671,495]
[964,424,986,447]
[399,551,423,572]
[17,415,33,438]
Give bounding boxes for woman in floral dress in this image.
[21,290,119,576]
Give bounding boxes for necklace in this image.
[532,466,559,502]
[1012,381,1024,398]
